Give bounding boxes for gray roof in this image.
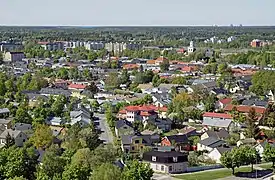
[0,129,23,139]
[115,120,133,129]
[40,88,71,97]
[204,129,229,140]
[242,99,268,107]
[203,118,232,128]
[121,134,160,145]
[199,137,225,148]
[0,108,10,114]
[14,123,32,131]
[215,146,233,154]
[0,119,11,124]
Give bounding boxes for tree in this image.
[14,106,32,124]
[246,108,259,138]
[221,148,241,175]
[122,160,153,180]
[263,143,275,168]
[37,146,67,179]
[160,59,170,72]
[152,74,160,87]
[86,82,99,94]
[51,95,66,117]
[62,148,93,180]
[4,133,15,149]
[217,63,228,74]
[120,70,130,85]
[171,76,186,85]
[31,124,54,149]
[91,163,122,180]
[105,72,120,90]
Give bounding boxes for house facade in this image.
[143,151,188,173]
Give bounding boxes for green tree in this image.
[245,108,259,138]
[14,106,32,124]
[152,74,161,87]
[91,163,122,180]
[105,72,120,90]
[122,160,153,180]
[263,143,275,168]
[120,70,130,85]
[160,59,170,72]
[171,76,186,85]
[31,124,54,149]
[37,146,67,179]
[62,148,93,180]
[4,133,15,149]
[221,148,242,175]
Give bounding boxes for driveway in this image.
[94,113,114,144]
[152,173,174,180]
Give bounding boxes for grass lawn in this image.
[259,164,274,169]
[174,167,252,180]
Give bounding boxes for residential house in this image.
[241,99,268,108]
[0,119,12,130]
[14,123,32,132]
[121,134,160,153]
[161,135,191,151]
[215,98,232,110]
[237,138,257,147]
[255,142,275,158]
[70,107,91,126]
[202,112,234,131]
[178,127,197,137]
[68,83,87,91]
[224,104,267,122]
[143,151,188,173]
[115,120,134,138]
[47,117,66,126]
[54,80,69,89]
[3,51,25,62]
[197,137,226,152]
[0,108,10,118]
[208,146,233,163]
[201,129,229,140]
[153,118,172,132]
[40,88,72,97]
[0,129,28,147]
[25,93,48,107]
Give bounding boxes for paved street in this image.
[94,113,114,144]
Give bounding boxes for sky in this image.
[0,0,274,26]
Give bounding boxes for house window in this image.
[169,166,172,172]
[131,147,135,150]
[161,165,164,171]
[123,127,128,129]
[173,157,178,162]
[152,156,156,161]
[156,165,159,170]
[135,140,139,144]
[23,139,25,142]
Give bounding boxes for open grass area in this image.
[259,164,274,169]
[174,167,252,180]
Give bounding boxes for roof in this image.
[242,99,268,107]
[123,64,140,70]
[121,134,160,145]
[199,137,225,148]
[215,146,233,154]
[14,123,32,131]
[0,129,23,139]
[203,112,232,119]
[202,118,232,128]
[124,105,168,113]
[165,135,189,144]
[204,129,229,140]
[0,108,10,114]
[115,120,133,129]
[40,88,71,97]
[0,119,11,124]
[143,150,188,163]
[68,83,87,89]
[224,104,266,114]
[219,98,232,105]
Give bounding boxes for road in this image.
[94,113,114,144]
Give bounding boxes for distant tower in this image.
[188,41,195,54]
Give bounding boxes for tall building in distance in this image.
[188,41,195,54]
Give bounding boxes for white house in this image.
[208,146,232,163]
[197,137,226,152]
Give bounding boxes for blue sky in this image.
[0,0,274,26]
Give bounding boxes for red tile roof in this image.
[219,98,232,105]
[224,104,266,114]
[124,105,168,113]
[203,112,232,119]
[118,109,127,114]
[68,83,87,89]
[123,64,140,70]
